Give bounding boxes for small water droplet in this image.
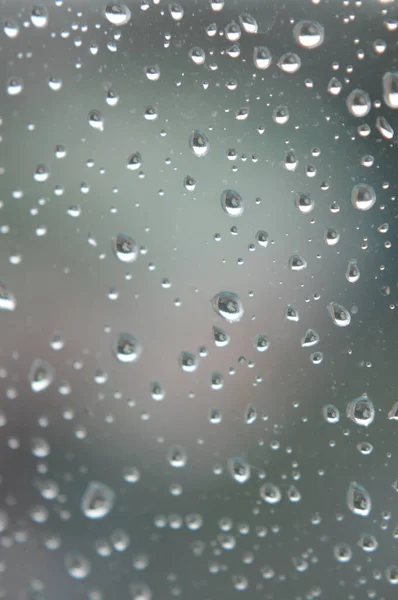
[104,3,131,26]
[127,152,142,171]
[29,359,55,393]
[210,371,224,390]
[212,291,244,323]
[88,109,104,131]
[285,305,299,322]
[260,482,282,504]
[272,106,289,124]
[65,552,91,579]
[255,334,269,352]
[81,481,115,519]
[7,76,23,96]
[293,20,324,49]
[288,254,307,271]
[376,115,394,139]
[189,130,210,157]
[287,485,301,502]
[301,329,319,347]
[228,457,251,483]
[388,402,398,420]
[322,404,340,424]
[328,77,342,95]
[334,542,352,563]
[284,150,298,171]
[351,183,376,211]
[327,302,351,327]
[346,88,371,117]
[253,46,272,70]
[347,394,375,427]
[167,445,187,468]
[347,481,372,516]
[189,46,205,65]
[245,403,257,424]
[169,3,184,21]
[325,228,340,246]
[346,260,360,283]
[357,441,373,455]
[278,52,301,74]
[179,351,198,373]
[213,326,230,347]
[221,189,244,217]
[114,333,141,363]
[112,233,137,262]
[3,19,19,38]
[0,281,16,311]
[106,87,119,106]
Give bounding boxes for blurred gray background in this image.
[0,0,398,599]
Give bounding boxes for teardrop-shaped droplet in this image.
[213,326,230,347]
[253,46,272,69]
[255,334,269,352]
[106,87,119,106]
[245,403,257,424]
[287,485,301,502]
[327,302,351,327]
[127,152,142,171]
[284,150,298,171]
[210,371,224,390]
[325,228,340,246]
[0,281,16,311]
[81,481,115,519]
[346,89,371,117]
[179,351,198,373]
[351,183,376,211]
[285,304,299,322]
[322,404,340,424]
[189,130,210,157]
[225,20,241,42]
[328,77,342,95]
[347,481,372,517]
[388,402,398,420]
[104,3,131,26]
[239,12,258,34]
[189,46,206,65]
[278,52,301,74]
[169,3,184,20]
[112,233,137,263]
[346,394,375,427]
[295,193,314,214]
[114,333,141,363]
[346,260,360,283]
[376,115,394,139]
[167,444,187,468]
[88,109,104,131]
[293,20,324,49]
[256,230,269,247]
[221,189,244,217]
[228,457,251,483]
[301,329,319,348]
[29,359,55,393]
[288,254,307,271]
[212,291,243,323]
[382,71,398,109]
[260,482,282,504]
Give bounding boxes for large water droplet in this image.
[347,481,372,516]
[324,228,340,246]
[288,254,307,271]
[114,333,141,363]
[301,329,319,348]
[284,150,298,171]
[0,281,16,311]
[278,52,301,74]
[383,71,398,109]
[260,482,282,504]
[189,46,206,65]
[212,291,244,323]
[255,230,269,248]
[127,152,142,171]
[221,189,244,217]
[179,351,198,373]
[31,5,49,28]
[346,394,375,427]
[169,3,184,20]
[293,20,324,49]
[213,326,230,347]
[255,334,269,352]
[81,481,115,519]
[189,130,210,157]
[273,106,289,124]
[346,260,360,283]
[253,46,272,69]
[29,359,55,393]
[239,12,258,34]
[376,115,394,139]
[322,404,340,424]
[3,19,19,38]
[112,233,137,262]
[104,3,131,26]
[327,302,351,327]
[351,183,376,211]
[285,305,299,322]
[346,89,371,117]
[295,193,314,214]
[7,77,23,96]
[227,456,251,484]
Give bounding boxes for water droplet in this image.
[189,46,205,65]
[0,281,16,311]
[358,533,378,552]
[324,227,340,246]
[127,152,142,171]
[253,46,272,70]
[346,260,360,283]
[221,189,244,217]
[144,64,160,81]
[386,566,398,585]
[212,291,244,323]
[88,109,104,131]
[288,254,307,271]
[112,233,137,262]
[322,404,340,424]
[347,481,372,516]
[310,351,323,365]
[213,326,229,347]
[301,329,319,347]
[104,3,131,26]
[179,351,198,373]
[293,20,324,49]
[351,183,376,211]
[129,583,152,600]
[376,115,394,139]
[388,402,398,420]
[239,12,258,34]
[7,76,23,96]
[106,87,119,106]
[347,394,375,427]
[65,552,91,579]
[334,542,352,563]
[287,485,301,502]
[228,457,251,483]
[284,150,298,171]
[255,334,269,352]
[169,3,184,21]
[327,302,351,327]
[383,71,398,109]
[209,407,222,423]
[3,19,19,39]
[31,5,49,28]
[346,89,371,117]
[81,481,115,519]
[151,381,165,401]
[285,305,299,322]
[272,106,289,124]
[278,52,301,74]
[357,441,373,455]
[328,77,342,95]
[189,130,210,157]
[114,333,141,363]
[167,445,187,468]
[33,164,50,183]
[245,403,257,424]
[29,359,55,393]
[260,482,282,504]
[210,371,224,390]
[31,437,51,458]
[225,20,241,42]
[295,193,314,214]
[48,77,62,91]
[255,230,268,248]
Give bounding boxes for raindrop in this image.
[127,152,142,171]
[386,566,398,585]
[104,3,131,26]
[376,115,394,139]
[106,88,119,106]
[347,481,372,516]
[221,189,244,217]
[209,408,222,423]
[228,457,251,483]
[322,404,340,424]
[65,552,91,579]
[31,5,49,28]
[179,351,198,373]
[253,46,272,70]
[189,130,210,157]
[278,53,301,74]
[34,164,50,183]
[245,403,257,424]
[293,20,324,49]
[255,230,269,248]
[88,109,104,131]
[260,482,282,504]
[272,106,289,124]
[346,260,360,283]
[144,64,160,81]
[327,302,351,327]
[382,71,398,109]
[3,19,19,38]
[334,542,352,563]
[112,233,138,263]
[328,77,342,95]
[295,193,314,213]
[184,175,196,191]
[48,77,62,91]
[0,281,16,311]
[213,326,230,347]
[285,305,299,322]
[151,381,165,401]
[346,89,371,117]
[169,3,184,21]
[29,359,55,393]
[357,441,373,455]
[7,77,23,96]
[225,21,241,42]
[388,402,398,420]
[358,533,378,552]
[288,254,307,271]
[81,481,115,519]
[239,12,258,34]
[211,371,224,390]
[129,583,152,600]
[325,228,340,246]
[167,445,187,468]
[114,333,141,363]
[255,334,269,352]
[301,329,319,347]
[287,485,301,502]
[212,291,244,323]
[189,46,205,65]
[284,150,298,171]
[351,183,376,211]
[346,394,375,427]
